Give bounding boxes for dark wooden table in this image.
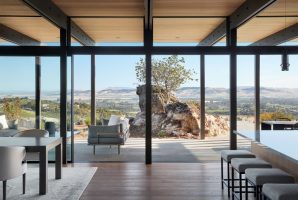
[0,137,62,195]
[261,121,298,130]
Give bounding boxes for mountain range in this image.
[2,86,298,100]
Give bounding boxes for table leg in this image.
[39,148,48,195]
[55,143,62,179]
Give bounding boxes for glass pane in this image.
[0,57,35,131]
[237,55,255,131]
[260,55,298,130]
[151,55,201,162]
[40,57,60,161]
[205,55,230,154]
[89,55,146,162]
[41,57,60,133]
[237,55,255,150]
[73,55,91,162]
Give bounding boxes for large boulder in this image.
[130,85,229,138]
[137,85,177,113]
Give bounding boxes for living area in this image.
[1,0,298,200]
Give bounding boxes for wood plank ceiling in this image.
[0,0,297,44]
[72,18,144,43]
[238,0,298,44]
[0,0,59,44]
[53,0,144,43]
[238,17,298,43]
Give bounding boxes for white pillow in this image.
[120,118,130,132]
[0,115,9,129]
[108,115,121,126]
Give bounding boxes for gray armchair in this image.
[0,146,27,200]
[88,120,130,155]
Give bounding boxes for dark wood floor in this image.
[75,162,230,200]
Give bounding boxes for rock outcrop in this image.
[129,85,229,138]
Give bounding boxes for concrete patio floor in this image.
[73,135,251,163]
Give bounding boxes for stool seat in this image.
[245,168,295,185]
[231,158,271,173]
[263,184,298,200]
[221,150,255,162]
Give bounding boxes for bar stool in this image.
[221,150,255,197]
[262,184,298,200]
[231,158,272,200]
[245,168,295,200]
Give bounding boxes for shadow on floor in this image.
[73,136,251,163]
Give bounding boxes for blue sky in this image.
[0,53,298,92]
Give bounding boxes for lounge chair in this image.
[88,115,130,155]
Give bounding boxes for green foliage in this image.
[135,55,197,103]
[85,116,91,126]
[239,103,254,115]
[260,112,295,121]
[20,110,35,118]
[96,108,125,122]
[157,130,167,138]
[2,98,21,120]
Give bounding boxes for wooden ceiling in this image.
[72,18,143,43]
[238,17,298,43]
[0,0,297,44]
[0,17,59,43]
[0,0,37,16]
[259,0,298,16]
[153,0,245,16]
[154,18,224,42]
[52,0,144,16]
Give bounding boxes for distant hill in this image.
[2,86,298,100]
[178,86,298,99]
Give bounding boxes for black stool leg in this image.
[232,167,235,200]
[256,186,259,200]
[245,178,248,200]
[23,173,26,194]
[239,173,242,200]
[3,180,6,200]
[221,158,224,190]
[228,162,231,197]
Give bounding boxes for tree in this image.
[3,98,21,121]
[135,55,197,103]
[260,111,295,121]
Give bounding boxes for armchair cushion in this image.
[89,125,120,138]
[0,115,9,129]
[120,118,130,133]
[108,115,121,126]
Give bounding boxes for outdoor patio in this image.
[73,135,251,163]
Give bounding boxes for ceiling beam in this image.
[144,0,153,30]
[0,24,40,46]
[250,23,298,46]
[22,0,95,46]
[199,0,276,46]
